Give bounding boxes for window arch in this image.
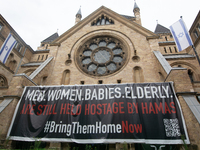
[133,66,144,83]
[61,70,70,85]
[170,62,200,82]
[0,75,8,87]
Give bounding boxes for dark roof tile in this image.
[41,33,59,43]
[121,14,135,19]
[154,24,171,34]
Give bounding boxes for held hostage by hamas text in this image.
[20,100,176,116]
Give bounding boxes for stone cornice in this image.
[176,92,197,96]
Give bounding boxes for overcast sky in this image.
[0,0,199,50]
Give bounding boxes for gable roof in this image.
[41,33,59,43]
[154,24,171,34]
[52,6,159,44]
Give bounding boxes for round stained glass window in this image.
[76,36,127,76]
[94,50,111,63]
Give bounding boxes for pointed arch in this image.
[61,70,70,85]
[8,60,17,71]
[133,66,144,83]
[91,14,114,26]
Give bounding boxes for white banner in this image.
[0,33,16,64]
[169,19,193,52]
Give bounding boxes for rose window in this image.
[76,36,127,76]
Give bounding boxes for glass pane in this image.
[97,20,100,25]
[113,56,123,63]
[97,67,106,74]
[107,63,117,71]
[107,42,116,49]
[99,41,107,47]
[101,18,105,25]
[82,58,91,64]
[90,43,98,50]
[106,19,110,25]
[113,48,122,54]
[94,50,111,63]
[88,64,97,72]
[83,50,92,56]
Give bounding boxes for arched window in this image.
[188,69,194,82]
[0,75,8,87]
[8,60,17,71]
[174,47,177,53]
[164,47,167,53]
[133,66,144,83]
[169,47,172,53]
[91,14,114,26]
[37,55,40,61]
[61,70,70,85]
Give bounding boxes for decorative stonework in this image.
[75,36,128,77]
[0,75,8,87]
[91,14,114,26]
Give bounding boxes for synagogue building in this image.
[0,2,200,150]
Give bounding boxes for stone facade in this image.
[0,4,200,150]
